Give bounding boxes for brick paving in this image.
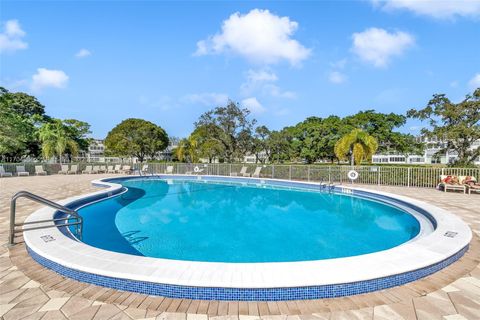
[0,175,479,320]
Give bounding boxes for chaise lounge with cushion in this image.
[438,175,466,194]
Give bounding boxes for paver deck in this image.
[1,174,479,320]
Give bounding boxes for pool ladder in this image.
[319,180,336,192]
[8,191,83,246]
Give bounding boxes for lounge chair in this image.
[252,166,262,178]
[99,165,106,173]
[58,165,69,174]
[231,166,248,177]
[438,175,466,194]
[82,165,93,174]
[164,165,173,174]
[67,164,78,174]
[119,165,131,174]
[107,165,115,173]
[92,165,100,173]
[16,166,29,176]
[0,166,13,177]
[35,165,47,175]
[462,176,480,194]
[113,164,121,173]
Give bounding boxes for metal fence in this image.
[2,162,477,189]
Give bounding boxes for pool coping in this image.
[23,175,472,300]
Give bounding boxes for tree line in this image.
[1,86,479,166]
[0,87,91,162]
[173,89,479,166]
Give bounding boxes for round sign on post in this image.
[348,170,359,181]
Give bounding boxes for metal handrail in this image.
[9,191,83,246]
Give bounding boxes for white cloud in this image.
[31,68,69,92]
[195,9,311,65]
[241,97,266,114]
[328,71,347,84]
[241,69,296,99]
[183,92,229,106]
[246,69,278,83]
[0,20,28,53]
[0,78,28,90]
[468,73,480,90]
[264,84,296,98]
[75,48,91,58]
[351,27,414,67]
[138,95,174,111]
[373,0,480,19]
[330,58,347,69]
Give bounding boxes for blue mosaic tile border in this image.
[27,244,468,301]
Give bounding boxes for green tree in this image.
[251,125,271,163]
[0,87,46,159]
[105,118,169,162]
[268,129,295,163]
[407,89,480,166]
[290,116,346,163]
[190,125,224,163]
[0,102,31,158]
[63,119,92,154]
[38,119,79,162]
[195,101,256,162]
[334,129,379,165]
[6,90,47,119]
[344,110,416,154]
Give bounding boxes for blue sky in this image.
[1,1,479,139]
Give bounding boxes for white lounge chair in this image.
[35,165,47,175]
[438,175,467,194]
[92,165,100,173]
[99,165,106,173]
[231,166,248,176]
[67,164,78,174]
[113,164,121,173]
[119,165,131,174]
[82,165,93,174]
[252,166,262,178]
[16,166,29,176]
[107,165,115,173]
[58,165,69,174]
[0,166,13,177]
[164,165,173,174]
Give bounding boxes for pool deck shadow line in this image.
[1,174,479,319]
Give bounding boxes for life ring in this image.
[194,166,200,173]
[347,170,359,180]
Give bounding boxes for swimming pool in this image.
[78,178,421,262]
[24,175,472,300]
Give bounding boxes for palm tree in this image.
[334,129,378,166]
[174,136,199,163]
[38,119,79,163]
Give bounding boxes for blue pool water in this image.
[77,178,420,262]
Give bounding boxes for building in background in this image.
[372,136,480,165]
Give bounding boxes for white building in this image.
[75,139,122,163]
[372,136,480,165]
